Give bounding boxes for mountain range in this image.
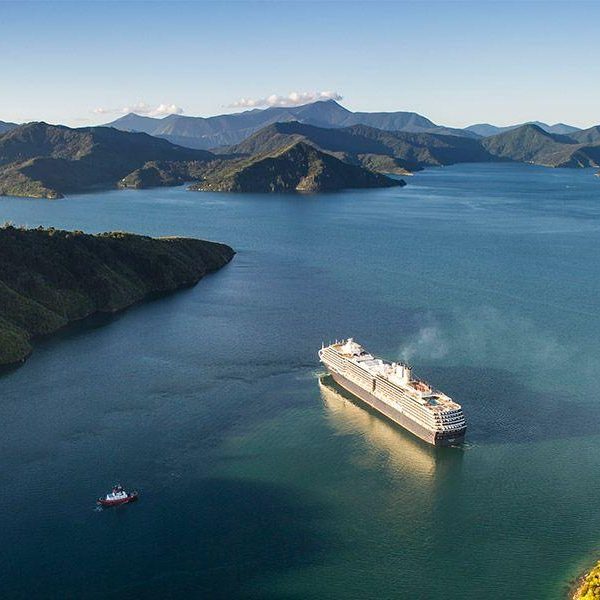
[481,124,600,167]
[226,121,600,170]
[0,122,405,197]
[220,121,491,172]
[1,101,591,154]
[1,104,599,199]
[103,100,589,150]
[105,100,481,150]
[465,121,581,137]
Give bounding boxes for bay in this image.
[1,163,599,599]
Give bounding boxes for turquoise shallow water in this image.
[1,163,600,598]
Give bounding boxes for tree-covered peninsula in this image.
[0,225,234,365]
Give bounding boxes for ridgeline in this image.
[481,124,600,168]
[105,99,477,149]
[219,121,492,172]
[3,116,599,201]
[0,225,234,366]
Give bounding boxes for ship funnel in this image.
[395,363,411,381]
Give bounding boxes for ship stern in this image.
[434,428,467,446]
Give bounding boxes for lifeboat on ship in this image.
[410,379,431,393]
[97,484,138,507]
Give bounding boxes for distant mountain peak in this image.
[104,100,474,149]
[306,98,349,109]
[519,123,549,133]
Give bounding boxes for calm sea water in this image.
[1,163,600,599]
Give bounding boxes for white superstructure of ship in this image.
[318,338,466,446]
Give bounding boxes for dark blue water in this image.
[1,163,599,599]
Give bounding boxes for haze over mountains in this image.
[1,101,593,152]
[105,100,481,149]
[102,100,590,151]
[465,121,581,137]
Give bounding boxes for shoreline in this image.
[570,559,600,599]
[0,227,235,368]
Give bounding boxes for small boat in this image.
[97,484,138,507]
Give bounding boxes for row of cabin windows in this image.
[327,353,449,429]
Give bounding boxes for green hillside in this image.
[0,225,234,365]
[571,126,600,145]
[482,124,600,167]
[3,119,598,201]
[0,122,214,198]
[191,140,405,192]
[228,121,600,172]
[222,121,492,172]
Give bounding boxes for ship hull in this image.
[97,493,138,507]
[326,369,465,447]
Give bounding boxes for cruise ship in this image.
[318,338,466,446]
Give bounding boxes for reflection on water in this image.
[318,375,450,479]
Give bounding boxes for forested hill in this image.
[0,226,234,365]
[191,140,406,192]
[481,124,600,167]
[221,121,492,172]
[0,122,214,198]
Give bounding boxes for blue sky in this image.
[1,1,599,128]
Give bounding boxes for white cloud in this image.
[230,90,343,109]
[92,102,184,118]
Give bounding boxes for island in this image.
[190,141,406,193]
[0,225,234,366]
